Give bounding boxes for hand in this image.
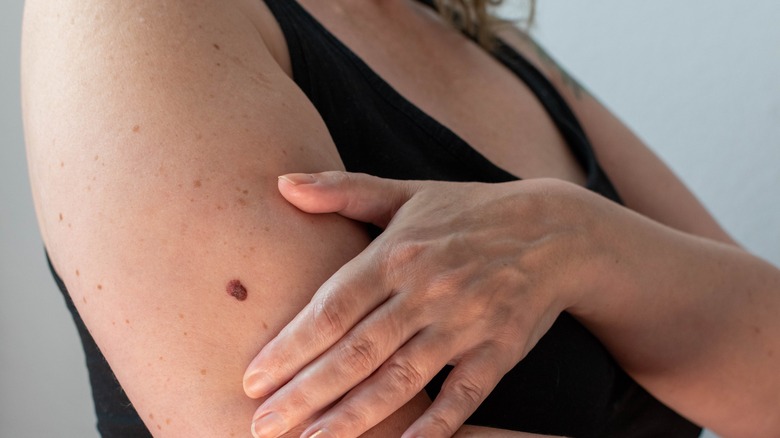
[244,171,613,438]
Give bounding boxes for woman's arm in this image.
[241,28,780,438]
[21,0,428,435]
[498,30,780,436]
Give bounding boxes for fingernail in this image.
[243,371,276,398]
[304,428,334,438]
[278,173,317,185]
[251,412,286,438]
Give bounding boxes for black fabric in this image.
[48,0,701,436]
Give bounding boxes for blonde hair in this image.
[433,0,536,48]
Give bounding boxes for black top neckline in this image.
[279,0,602,189]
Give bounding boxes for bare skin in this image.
[22,0,568,436]
[243,2,780,438]
[23,0,779,437]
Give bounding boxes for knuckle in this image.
[340,405,369,432]
[448,374,486,407]
[312,293,349,341]
[385,358,426,391]
[337,335,380,376]
[426,411,458,437]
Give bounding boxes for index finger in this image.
[243,245,391,398]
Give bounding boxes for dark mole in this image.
[213,43,221,50]
[132,125,140,133]
[226,279,248,301]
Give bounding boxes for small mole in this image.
[60,161,64,168]
[200,368,207,376]
[262,321,268,330]
[94,154,99,161]
[213,43,221,50]
[82,297,87,304]
[193,180,202,188]
[159,356,164,361]
[59,213,63,222]
[166,419,172,425]
[75,269,80,277]
[125,319,130,325]
[132,125,140,133]
[183,331,188,336]
[178,313,185,319]
[97,284,103,290]
[226,279,248,301]
[215,62,222,67]
[149,413,154,420]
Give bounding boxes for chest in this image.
[255,0,586,184]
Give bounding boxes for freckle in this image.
[149,413,154,420]
[125,319,130,325]
[97,284,103,290]
[159,356,164,361]
[195,133,203,140]
[237,198,247,206]
[68,223,72,229]
[262,321,268,330]
[263,226,270,232]
[166,418,171,425]
[193,180,202,188]
[60,161,64,168]
[242,190,248,195]
[94,155,99,161]
[200,369,207,376]
[183,331,188,336]
[82,297,87,304]
[178,313,185,319]
[249,246,256,252]
[215,62,221,67]
[213,43,221,50]
[59,213,63,221]
[111,321,116,326]
[226,279,248,301]
[216,205,223,210]
[189,198,195,203]
[75,269,80,276]
[157,424,162,430]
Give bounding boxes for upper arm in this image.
[496,27,737,245]
[22,0,424,435]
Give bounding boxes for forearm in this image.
[571,202,780,437]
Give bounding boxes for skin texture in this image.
[22,0,563,436]
[23,0,779,437]
[242,3,780,438]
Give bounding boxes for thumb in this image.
[277,171,418,228]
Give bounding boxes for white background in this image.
[3,1,778,436]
